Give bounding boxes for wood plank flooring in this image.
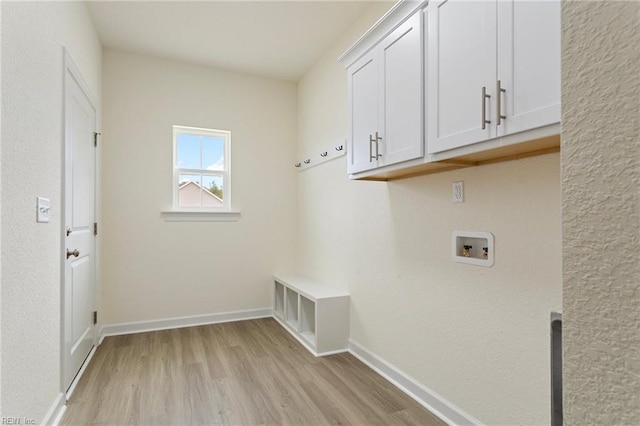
[61,318,445,425]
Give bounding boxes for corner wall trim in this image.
[41,392,66,426]
[348,340,483,426]
[99,308,272,342]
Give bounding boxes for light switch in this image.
[37,197,50,223]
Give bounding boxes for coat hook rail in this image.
[295,141,347,171]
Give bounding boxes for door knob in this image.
[66,249,80,259]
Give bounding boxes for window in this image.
[173,125,231,211]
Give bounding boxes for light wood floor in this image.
[61,318,445,425]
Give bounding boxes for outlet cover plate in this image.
[452,181,464,203]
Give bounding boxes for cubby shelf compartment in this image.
[285,288,299,330]
[300,295,316,346]
[272,274,350,357]
[274,281,285,319]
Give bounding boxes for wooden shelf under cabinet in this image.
[354,133,560,181]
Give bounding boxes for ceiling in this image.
[86,0,380,82]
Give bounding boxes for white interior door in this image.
[63,53,97,392]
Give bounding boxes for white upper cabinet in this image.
[378,13,424,168]
[339,0,560,181]
[427,0,561,154]
[348,51,379,174]
[496,0,561,137]
[427,0,497,153]
[343,7,425,175]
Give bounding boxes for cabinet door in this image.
[347,51,379,174]
[378,12,424,167]
[496,0,561,136]
[427,0,497,154]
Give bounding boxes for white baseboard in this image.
[40,392,66,426]
[99,308,272,342]
[348,340,483,426]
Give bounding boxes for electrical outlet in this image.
[452,181,464,203]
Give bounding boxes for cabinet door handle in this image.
[481,86,491,130]
[369,134,375,162]
[375,132,382,159]
[496,80,506,126]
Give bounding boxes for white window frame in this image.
[163,125,239,222]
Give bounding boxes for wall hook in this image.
[304,159,311,164]
[295,163,301,168]
[320,151,328,157]
[335,145,344,151]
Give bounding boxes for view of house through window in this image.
[173,125,230,210]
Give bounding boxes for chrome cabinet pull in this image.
[369,132,383,162]
[66,249,79,259]
[497,80,506,125]
[482,86,491,130]
[369,134,375,162]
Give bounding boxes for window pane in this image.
[176,133,201,169]
[202,175,224,207]
[203,136,225,171]
[173,126,230,210]
[178,174,202,207]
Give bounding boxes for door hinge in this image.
[94,222,98,236]
[94,132,101,147]
[93,311,98,325]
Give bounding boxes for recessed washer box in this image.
[452,231,494,267]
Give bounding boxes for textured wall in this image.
[562,1,640,423]
[100,50,297,325]
[1,1,101,420]
[296,2,562,424]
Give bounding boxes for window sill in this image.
[161,210,241,222]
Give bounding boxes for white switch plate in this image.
[452,181,464,203]
[37,197,50,223]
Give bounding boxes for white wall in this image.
[100,50,297,325]
[1,1,101,420]
[562,1,640,423]
[296,2,562,424]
